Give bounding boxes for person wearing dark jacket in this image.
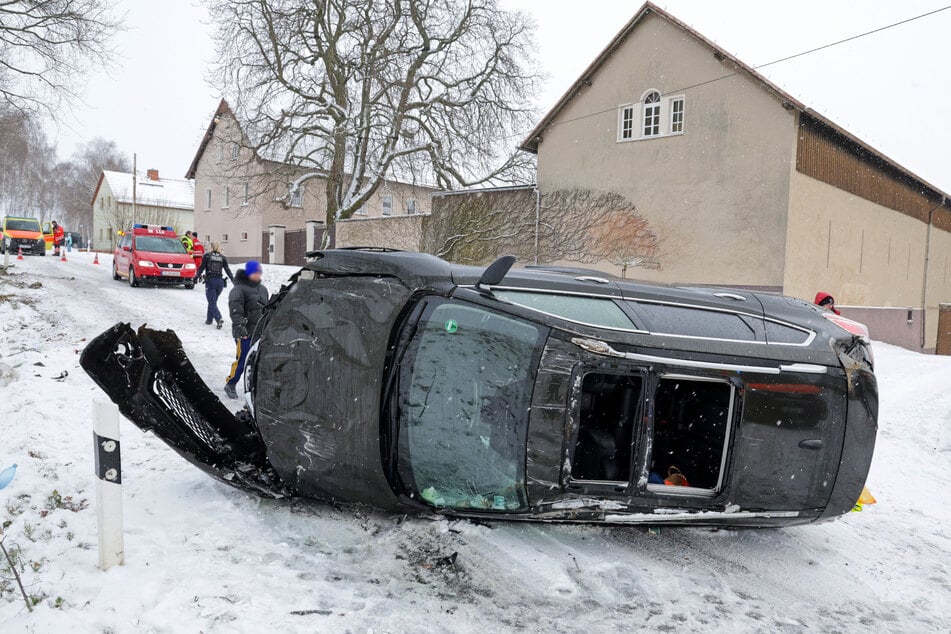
[224,260,268,399]
[195,242,234,328]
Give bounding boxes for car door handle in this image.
[798,439,823,450]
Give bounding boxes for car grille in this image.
[156,262,184,269]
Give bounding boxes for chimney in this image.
[147,168,159,181]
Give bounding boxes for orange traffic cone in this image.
[60,250,67,262]
[93,252,100,265]
[16,247,23,260]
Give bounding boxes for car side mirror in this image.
[122,246,131,251]
[475,255,516,291]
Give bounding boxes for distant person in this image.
[196,242,234,329]
[189,232,205,269]
[51,220,65,256]
[65,233,73,252]
[814,292,841,315]
[224,261,268,399]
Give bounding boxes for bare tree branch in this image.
[0,0,121,116]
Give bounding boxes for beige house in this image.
[515,2,951,351]
[185,100,435,263]
[91,169,195,251]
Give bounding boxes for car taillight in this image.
[822,313,870,340]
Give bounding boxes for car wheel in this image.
[184,283,195,290]
[113,261,121,281]
[37,243,45,256]
[128,266,139,288]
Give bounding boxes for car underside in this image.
[80,250,878,527]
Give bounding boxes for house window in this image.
[382,195,393,216]
[205,189,212,210]
[670,97,685,134]
[618,104,635,141]
[241,182,249,205]
[289,186,302,207]
[216,143,224,163]
[222,185,230,208]
[204,235,211,243]
[231,142,239,161]
[355,204,367,216]
[642,90,661,137]
[240,232,249,241]
[406,199,417,215]
[221,233,229,242]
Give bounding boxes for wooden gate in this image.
[937,304,951,355]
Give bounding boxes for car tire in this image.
[184,283,195,290]
[113,262,121,281]
[128,266,139,288]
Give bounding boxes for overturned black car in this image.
[81,250,878,527]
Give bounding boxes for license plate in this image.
[161,270,181,277]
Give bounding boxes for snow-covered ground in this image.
[1,250,949,633]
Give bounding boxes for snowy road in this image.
[1,251,949,633]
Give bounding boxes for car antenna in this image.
[475,255,516,292]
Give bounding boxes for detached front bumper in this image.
[80,323,287,497]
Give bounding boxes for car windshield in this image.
[396,299,544,512]
[134,236,186,254]
[5,219,40,232]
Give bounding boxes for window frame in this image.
[642,90,661,137]
[205,188,212,210]
[289,186,302,208]
[222,185,230,209]
[618,104,636,141]
[382,194,393,216]
[669,95,685,134]
[406,198,417,215]
[221,233,229,243]
[644,374,736,498]
[241,182,250,206]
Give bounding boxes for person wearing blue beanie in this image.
[224,260,268,399]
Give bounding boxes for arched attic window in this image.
[642,90,661,137]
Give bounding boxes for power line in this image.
[522,4,951,141]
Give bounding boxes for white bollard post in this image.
[93,399,125,570]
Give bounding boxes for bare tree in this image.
[0,109,55,217]
[0,1,120,115]
[421,188,663,272]
[206,0,541,246]
[53,138,130,229]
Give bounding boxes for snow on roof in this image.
[101,170,195,211]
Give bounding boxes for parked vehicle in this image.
[112,224,197,288]
[1,216,46,256]
[81,250,877,527]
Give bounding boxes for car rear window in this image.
[135,236,186,254]
[495,290,637,330]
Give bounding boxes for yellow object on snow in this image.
[851,486,877,512]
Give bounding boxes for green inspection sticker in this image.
[444,319,458,333]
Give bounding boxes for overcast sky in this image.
[51,0,950,191]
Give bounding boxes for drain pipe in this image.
[534,186,540,265]
[921,195,946,349]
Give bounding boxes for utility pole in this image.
[131,153,137,227]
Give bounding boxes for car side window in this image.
[396,299,545,512]
[495,290,638,331]
[631,302,758,342]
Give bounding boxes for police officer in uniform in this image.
[195,242,234,328]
